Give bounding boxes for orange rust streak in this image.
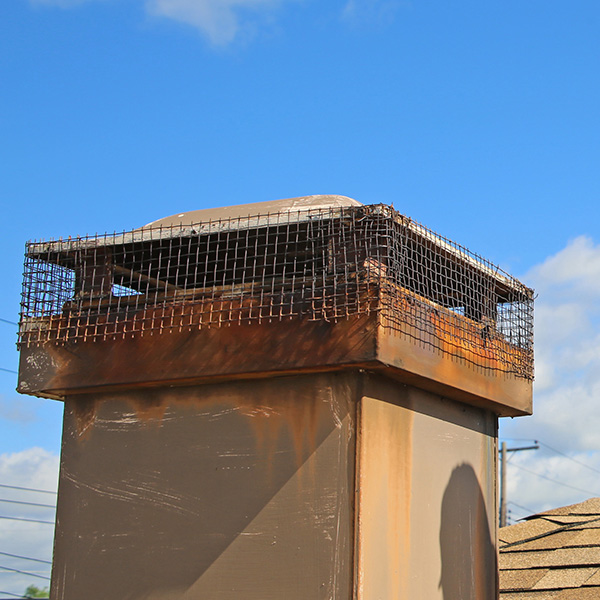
[356,396,413,600]
[383,290,528,375]
[71,378,330,482]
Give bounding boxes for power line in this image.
[0,498,55,510]
[0,516,54,525]
[507,500,538,516]
[0,564,50,581]
[0,369,17,375]
[537,441,600,476]
[502,437,600,476]
[0,484,56,496]
[0,319,17,327]
[0,552,51,566]
[511,462,600,497]
[0,591,48,600]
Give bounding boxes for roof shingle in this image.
[499,498,600,598]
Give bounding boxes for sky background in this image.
[1,0,600,594]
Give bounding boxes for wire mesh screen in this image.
[19,204,534,379]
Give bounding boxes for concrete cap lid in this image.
[144,195,363,228]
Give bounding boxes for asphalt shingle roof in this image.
[499,498,600,598]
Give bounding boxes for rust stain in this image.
[474,490,488,597]
[23,287,374,350]
[19,283,531,417]
[128,391,170,423]
[387,402,413,600]
[477,427,498,596]
[356,394,414,600]
[70,376,331,483]
[377,305,532,416]
[381,288,529,379]
[71,395,98,439]
[237,394,321,468]
[20,312,377,398]
[55,372,357,600]
[71,392,174,440]
[233,381,325,489]
[397,405,413,600]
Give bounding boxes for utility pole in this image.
[499,441,539,527]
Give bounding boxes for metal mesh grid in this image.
[19,204,534,379]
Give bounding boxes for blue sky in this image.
[1,0,600,591]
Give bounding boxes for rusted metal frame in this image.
[18,204,533,374]
[268,213,281,320]
[385,218,532,374]
[389,206,531,300]
[396,218,531,308]
[17,311,380,398]
[229,218,242,325]
[25,204,528,299]
[47,219,366,328]
[17,298,531,413]
[379,277,533,379]
[22,205,346,258]
[113,265,182,295]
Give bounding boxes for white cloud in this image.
[27,0,403,45]
[0,447,59,493]
[30,0,402,45]
[501,235,600,517]
[0,448,59,592]
[28,0,289,45]
[506,450,600,522]
[528,236,600,298]
[147,0,282,45]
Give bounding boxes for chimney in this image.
[18,195,533,599]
